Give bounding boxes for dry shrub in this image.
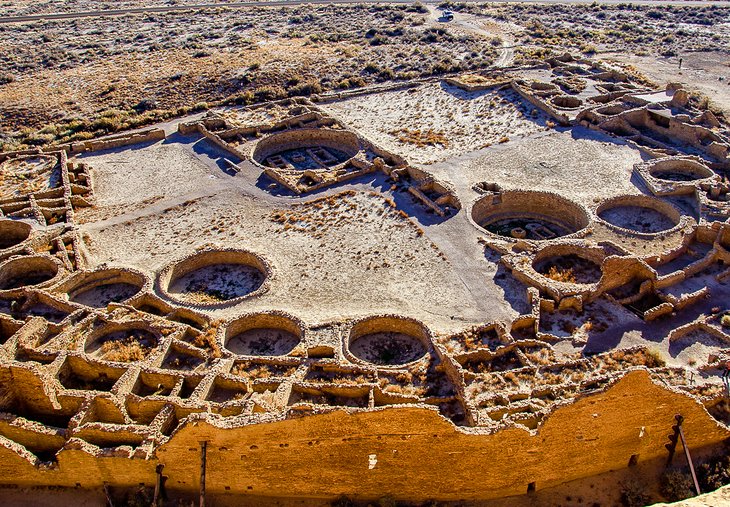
[598,348,666,372]
[231,362,296,379]
[720,314,730,328]
[100,337,150,362]
[192,325,222,359]
[392,128,450,148]
[546,266,577,283]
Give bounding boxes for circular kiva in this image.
[157,248,270,308]
[221,312,303,357]
[252,128,360,171]
[0,220,32,250]
[596,195,682,235]
[550,96,583,110]
[347,316,430,367]
[471,190,590,241]
[56,268,148,308]
[532,245,604,286]
[84,323,160,363]
[594,104,632,116]
[0,255,62,291]
[646,158,715,183]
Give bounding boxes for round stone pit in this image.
[0,220,32,250]
[157,248,270,308]
[471,190,590,241]
[252,128,360,171]
[596,195,682,235]
[222,312,303,357]
[0,255,62,292]
[347,316,430,367]
[58,268,147,308]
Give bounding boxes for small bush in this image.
[659,468,695,502]
[253,85,286,101]
[620,478,651,507]
[697,451,730,492]
[288,80,322,97]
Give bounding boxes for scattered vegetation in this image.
[391,128,450,148]
[620,478,651,507]
[546,266,577,284]
[0,3,498,151]
[100,335,153,362]
[659,467,696,502]
[191,325,222,359]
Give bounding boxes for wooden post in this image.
[153,464,165,506]
[675,415,701,496]
[103,482,114,507]
[200,441,208,507]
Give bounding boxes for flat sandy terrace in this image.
[72,75,720,367]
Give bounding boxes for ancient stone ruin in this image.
[1,52,730,504]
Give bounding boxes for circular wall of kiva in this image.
[594,104,631,116]
[157,248,270,307]
[84,324,160,362]
[222,312,303,356]
[252,128,360,170]
[550,96,583,109]
[0,220,32,250]
[471,191,590,241]
[347,316,430,367]
[0,255,61,291]
[532,245,604,285]
[57,268,148,308]
[596,195,682,235]
[646,158,715,182]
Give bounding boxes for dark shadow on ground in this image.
[190,137,241,175]
[482,248,532,315]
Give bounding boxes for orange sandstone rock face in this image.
[0,371,726,502]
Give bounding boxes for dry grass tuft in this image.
[100,336,150,362]
[391,128,450,148]
[546,266,577,283]
[192,325,222,359]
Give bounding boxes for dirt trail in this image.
[426,6,516,68]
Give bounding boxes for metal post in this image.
[200,441,208,507]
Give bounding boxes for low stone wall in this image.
[62,128,166,155]
[251,128,360,164]
[511,81,570,126]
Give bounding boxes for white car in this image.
[442,10,454,21]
